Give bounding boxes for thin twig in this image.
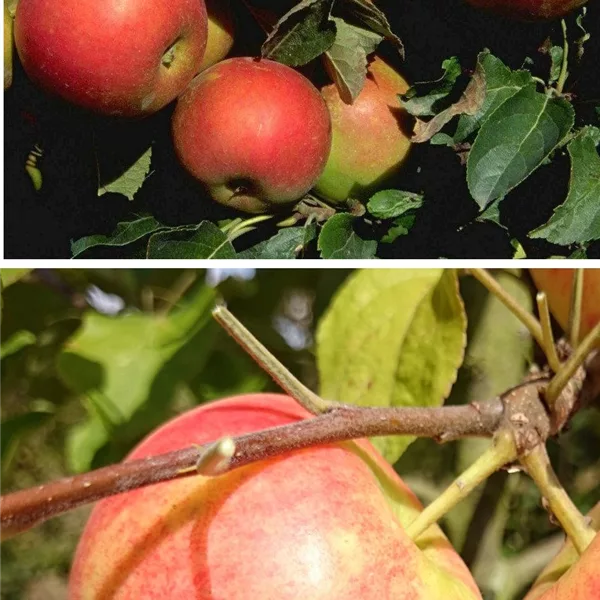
[536,292,562,374]
[521,444,595,555]
[568,268,584,348]
[468,269,545,350]
[546,322,600,406]
[405,429,517,541]
[213,305,329,415]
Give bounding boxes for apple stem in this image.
[227,215,273,241]
[405,429,518,542]
[545,321,600,407]
[521,444,595,555]
[555,19,570,95]
[536,292,562,373]
[212,304,330,415]
[468,269,545,351]
[567,268,584,348]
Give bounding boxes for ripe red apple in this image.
[69,394,481,599]
[14,0,208,117]
[313,56,412,204]
[524,503,599,600]
[463,0,588,20]
[199,0,234,72]
[172,58,332,214]
[530,269,600,345]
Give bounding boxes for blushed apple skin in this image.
[530,269,600,345]
[172,58,332,214]
[14,0,207,117]
[524,503,600,600]
[463,0,588,20]
[199,0,234,72]
[314,56,412,204]
[69,394,481,600]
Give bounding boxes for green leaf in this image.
[146,222,236,259]
[467,85,575,208]
[322,18,382,103]
[237,223,316,259]
[548,46,564,85]
[261,0,336,66]
[318,213,377,258]
[57,283,216,471]
[529,127,600,245]
[367,189,424,220]
[454,52,532,144]
[0,269,32,288]
[1,410,54,475]
[335,0,403,52]
[71,216,166,258]
[381,214,417,243]
[316,269,467,463]
[400,57,461,117]
[412,61,486,143]
[98,146,152,201]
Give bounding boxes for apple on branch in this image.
[69,394,483,600]
[463,0,589,20]
[14,0,208,117]
[172,58,332,214]
[313,56,412,205]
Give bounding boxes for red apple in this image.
[463,0,588,20]
[530,269,600,345]
[14,0,208,117]
[524,503,600,600]
[172,58,332,214]
[199,0,234,72]
[313,56,412,204]
[69,394,481,599]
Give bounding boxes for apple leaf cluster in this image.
[402,44,599,252]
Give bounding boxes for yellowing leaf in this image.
[316,269,466,463]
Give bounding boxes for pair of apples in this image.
[70,270,599,599]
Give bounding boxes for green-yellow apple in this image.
[463,0,588,20]
[524,502,600,600]
[69,394,482,599]
[530,269,600,345]
[14,0,208,117]
[4,2,12,89]
[172,58,332,214]
[313,56,412,204]
[199,0,234,72]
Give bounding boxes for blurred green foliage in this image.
[1,269,598,600]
